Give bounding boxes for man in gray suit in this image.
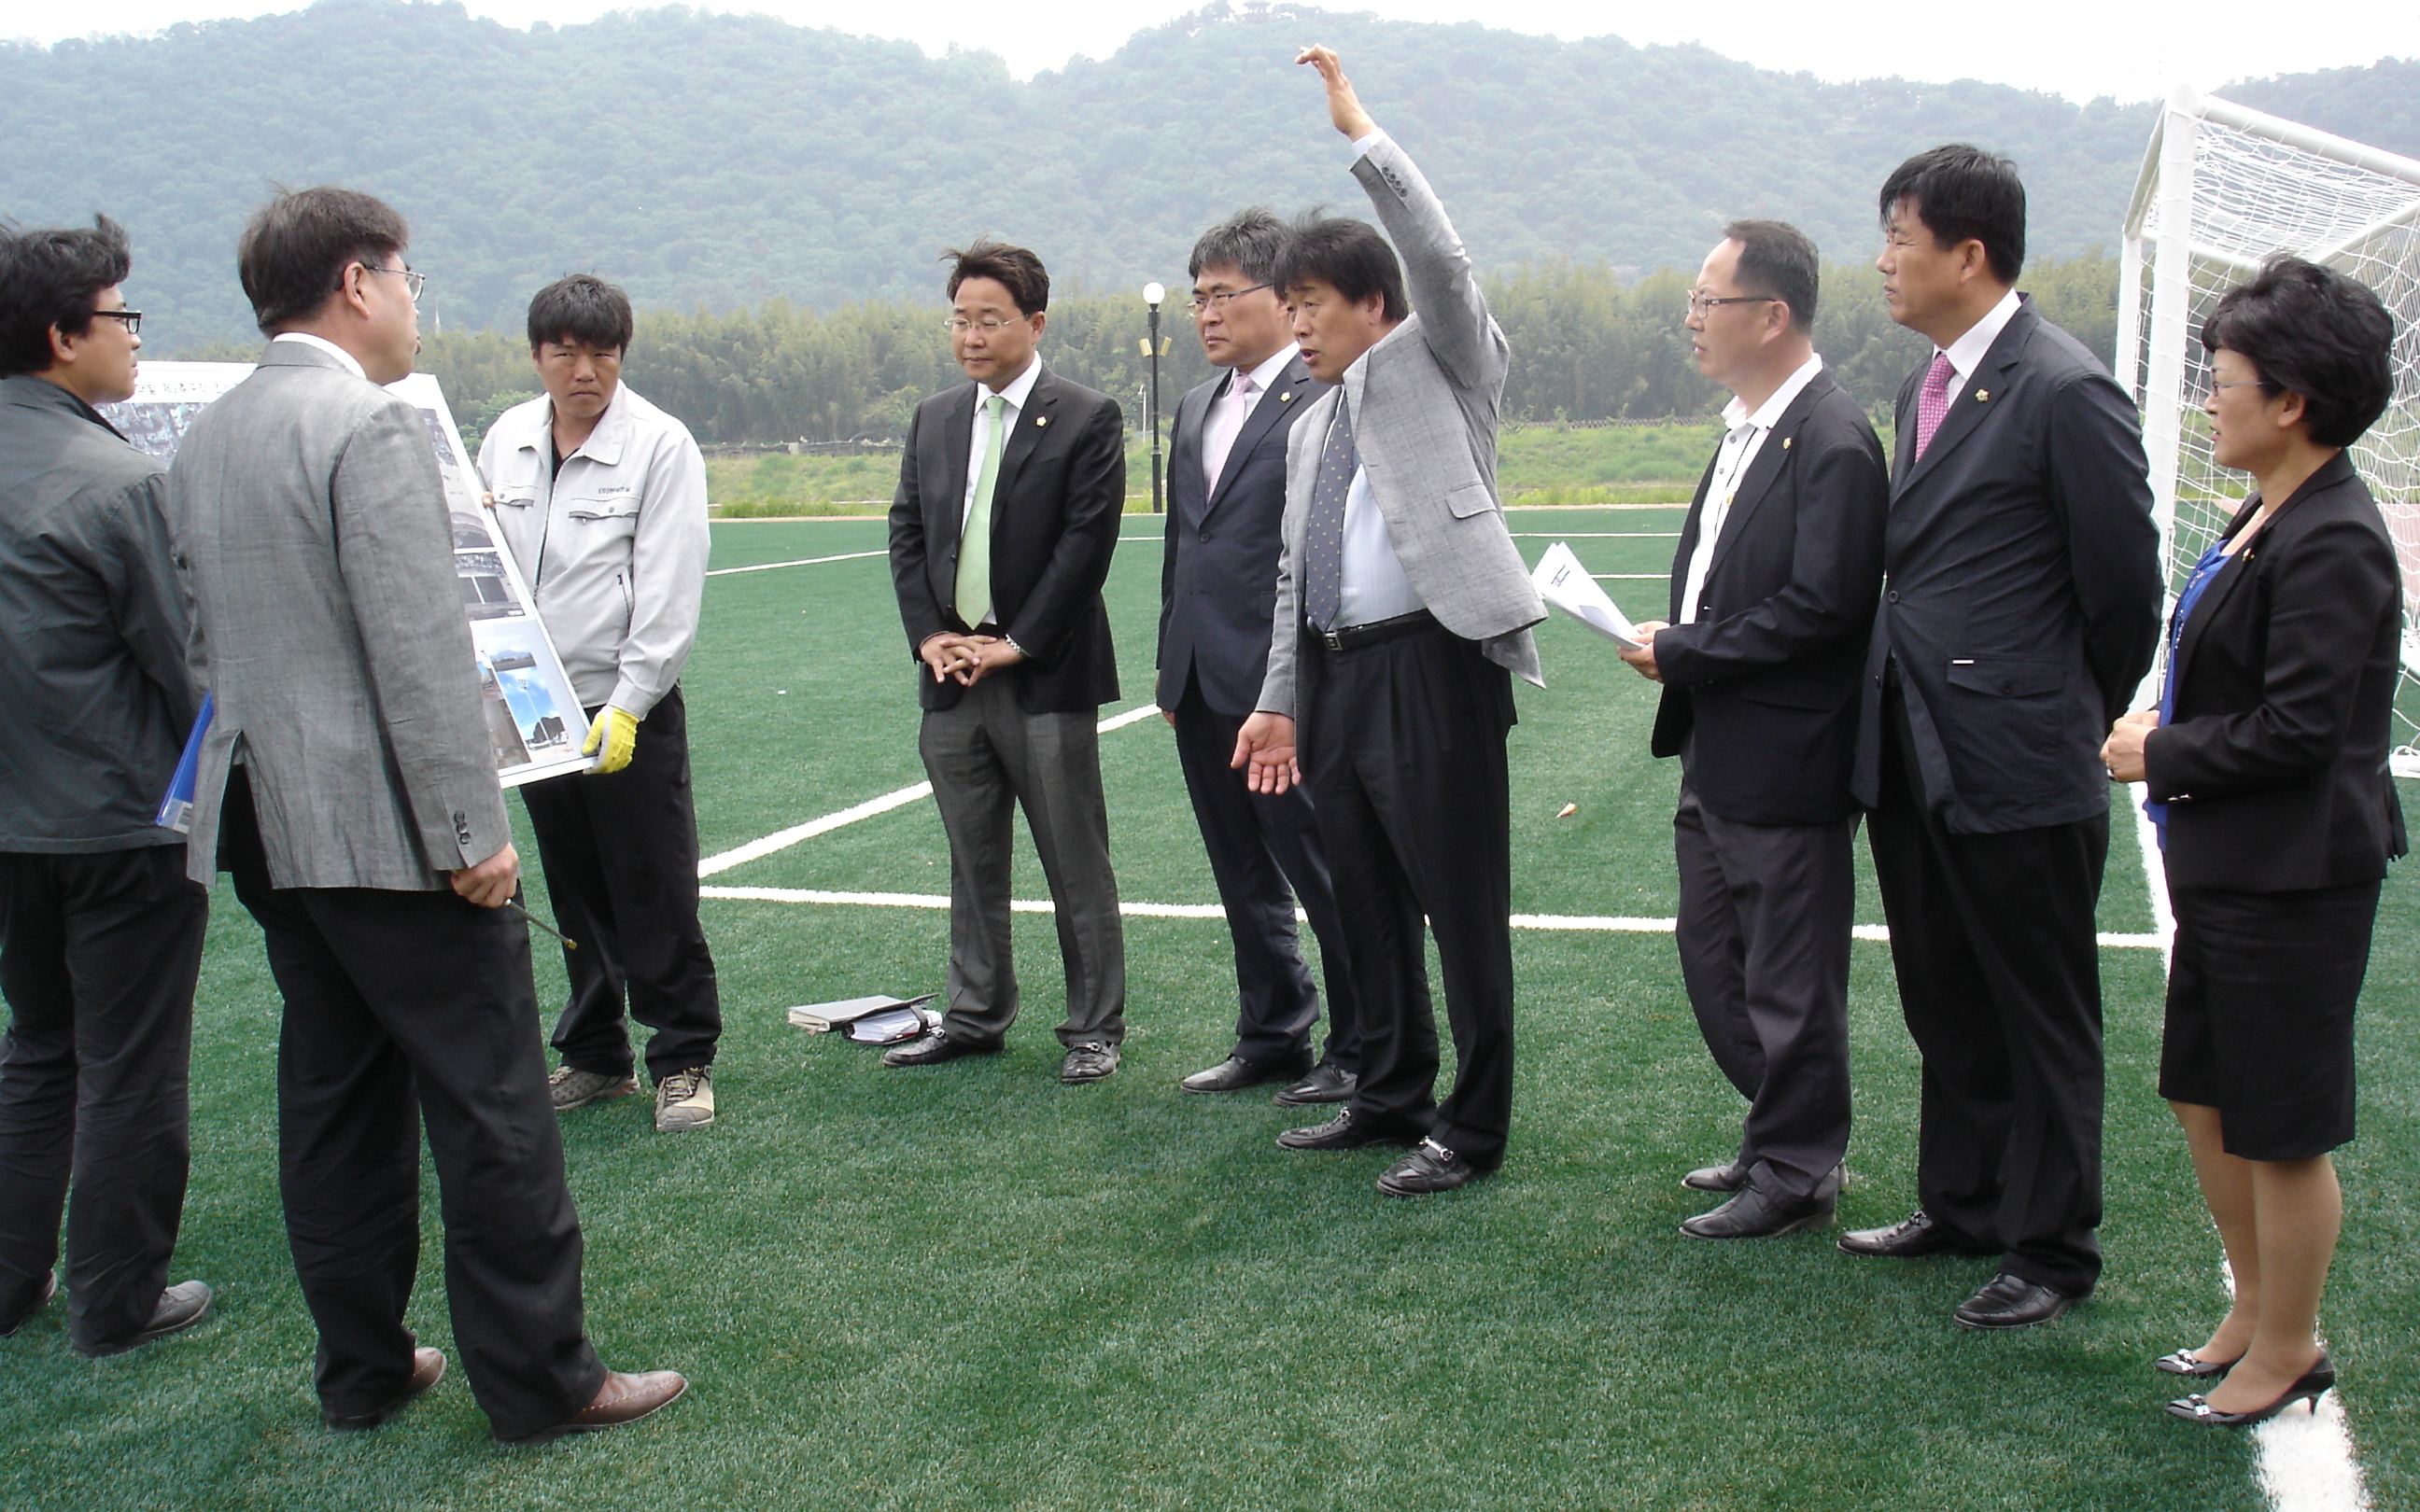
[171,187,683,1440]
[1236,48,1545,1195]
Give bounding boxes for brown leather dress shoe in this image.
[1,1270,57,1337]
[326,1346,448,1430]
[1836,1209,1994,1259]
[499,1368,688,1444]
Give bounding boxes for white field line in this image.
[1510,531,1682,538]
[704,548,890,577]
[695,703,1164,879]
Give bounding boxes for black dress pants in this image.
[1672,777,1854,1202]
[520,686,721,1085]
[220,769,605,1437]
[1866,690,2108,1295]
[1171,677,1359,1071]
[1297,622,1516,1165]
[0,846,205,1350]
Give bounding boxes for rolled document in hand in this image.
[1530,541,1643,650]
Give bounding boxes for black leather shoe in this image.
[1954,1272,2077,1329]
[1180,1053,1306,1094]
[1,1270,57,1337]
[1377,1139,1491,1196]
[1836,1209,1992,1259]
[2154,1348,2238,1380]
[326,1347,447,1430]
[1273,1061,1358,1106]
[1682,1159,1749,1194]
[1060,1042,1119,1083]
[1275,1108,1416,1152]
[881,1030,997,1068]
[1680,1183,1836,1239]
[77,1280,212,1357]
[2166,1353,2334,1426]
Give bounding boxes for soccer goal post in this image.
[2117,86,2420,775]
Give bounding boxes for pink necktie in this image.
[1203,371,1258,493]
[1913,352,1955,459]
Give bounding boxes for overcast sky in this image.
[13,0,2417,105]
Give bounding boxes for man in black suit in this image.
[1161,209,1358,1105]
[1841,147,2161,1327]
[1619,221,1887,1240]
[886,242,1130,1084]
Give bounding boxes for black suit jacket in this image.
[2147,452,2408,890]
[1156,356,1330,716]
[1851,297,2163,833]
[888,364,1126,713]
[1650,371,1888,825]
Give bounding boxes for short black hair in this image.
[527,273,634,354]
[1723,219,1820,333]
[0,215,132,378]
[2202,256,2398,449]
[1189,207,1292,287]
[1277,211,1407,323]
[237,186,410,335]
[1878,144,2026,286]
[942,240,1048,315]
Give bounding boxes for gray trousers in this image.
[1673,778,1854,1201]
[919,675,1125,1047]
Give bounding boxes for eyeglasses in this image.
[359,264,427,301]
[1186,285,1273,315]
[92,309,142,336]
[1684,291,1777,315]
[944,315,1029,335]
[2202,377,2264,398]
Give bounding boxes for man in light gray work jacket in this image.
[0,216,213,1356]
[478,273,719,1134]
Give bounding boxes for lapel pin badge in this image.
[1280,391,1293,402]
[1034,414,1049,427]
[1781,436,1793,450]
[1976,389,1990,402]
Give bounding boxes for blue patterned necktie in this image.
[1303,394,1356,631]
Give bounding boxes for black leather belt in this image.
[1312,609,1437,652]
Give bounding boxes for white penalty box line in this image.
[695,706,2165,949]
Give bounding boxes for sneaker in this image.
[549,1066,638,1112]
[1060,1042,1119,1083]
[654,1067,715,1131]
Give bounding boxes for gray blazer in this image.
[169,342,510,890]
[1257,131,1543,719]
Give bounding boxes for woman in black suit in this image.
[2103,256,2404,1426]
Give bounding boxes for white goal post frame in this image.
[2117,86,2420,775]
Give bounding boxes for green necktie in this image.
[955,392,1007,627]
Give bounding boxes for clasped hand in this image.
[2101,707,2159,784]
[921,632,1023,687]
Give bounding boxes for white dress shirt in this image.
[1679,353,1825,624]
[959,357,1044,542]
[271,331,366,380]
[1936,287,2022,388]
[1202,344,1295,495]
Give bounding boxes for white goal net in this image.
[2117,87,2420,775]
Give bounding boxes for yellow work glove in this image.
[583,706,640,774]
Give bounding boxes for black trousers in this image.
[1171,677,1359,1071]
[0,846,205,1350]
[1298,622,1516,1165]
[220,770,604,1437]
[1672,777,1853,1202]
[521,687,721,1085]
[1866,690,2107,1295]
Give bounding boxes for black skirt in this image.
[2160,878,2381,1159]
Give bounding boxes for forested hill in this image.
[4,0,2413,348]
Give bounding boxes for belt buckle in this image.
[1317,626,1348,652]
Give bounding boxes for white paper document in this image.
[1530,541,1644,650]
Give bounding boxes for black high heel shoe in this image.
[2153,1348,2238,1380]
[2165,1353,2335,1426]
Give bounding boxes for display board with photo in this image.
[103,361,593,788]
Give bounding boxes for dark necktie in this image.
[1303,395,1355,631]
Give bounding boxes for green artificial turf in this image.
[3,509,2412,1510]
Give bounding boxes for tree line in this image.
[387,251,2121,450]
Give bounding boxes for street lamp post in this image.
[1141,281,1168,514]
